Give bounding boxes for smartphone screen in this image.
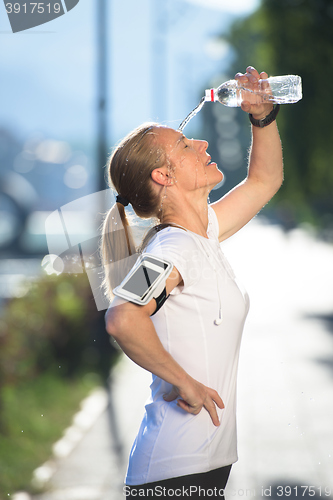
[122,264,161,298]
[113,254,172,304]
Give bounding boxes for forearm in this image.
[235,67,284,194]
[106,306,189,388]
[106,305,223,426]
[247,119,284,192]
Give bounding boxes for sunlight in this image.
[183,0,260,15]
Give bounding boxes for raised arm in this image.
[211,66,283,241]
[105,268,224,426]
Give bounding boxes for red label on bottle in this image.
[211,89,214,102]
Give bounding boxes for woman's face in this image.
[154,126,223,194]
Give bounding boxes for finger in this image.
[163,388,179,402]
[209,389,224,409]
[259,71,269,91]
[260,71,268,80]
[235,72,248,85]
[240,101,251,113]
[246,73,260,87]
[204,399,221,427]
[176,398,200,414]
[246,66,260,79]
[177,398,220,427]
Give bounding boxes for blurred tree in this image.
[0,273,118,432]
[221,0,333,227]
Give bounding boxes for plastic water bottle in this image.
[177,74,302,131]
[205,75,302,107]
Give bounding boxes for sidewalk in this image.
[28,218,333,499]
[223,220,333,497]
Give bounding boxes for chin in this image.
[209,172,224,191]
[204,168,224,192]
[215,170,224,184]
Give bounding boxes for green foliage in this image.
[0,273,115,384]
[0,272,118,431]
[0,271,119,496]
[225,0,333,226]
[0,372,97,497]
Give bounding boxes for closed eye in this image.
[176,134,189,149]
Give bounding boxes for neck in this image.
[161,192,210,238]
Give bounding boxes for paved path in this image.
[222,220,333,497]
[27,218,333,500]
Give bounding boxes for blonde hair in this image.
[101,123,167,301]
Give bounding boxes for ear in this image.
[151,167,173,186]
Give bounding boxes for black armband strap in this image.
[151,287,169,316]
[249,104,280,128]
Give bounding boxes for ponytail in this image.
[101,201,137,301]
[100,122,168,303]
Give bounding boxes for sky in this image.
[0,0,260,148]
[184,0,260,14]
[0,0,262,245]
[0,0,262,256]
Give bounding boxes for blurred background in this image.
[1,0,333,498]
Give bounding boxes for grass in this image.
[0,371,100,498]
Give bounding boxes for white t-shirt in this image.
[125,206,250,485]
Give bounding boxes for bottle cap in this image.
[205,89,215,102]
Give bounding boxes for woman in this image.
[102,67,283,498]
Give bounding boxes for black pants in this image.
[125,464,232,499]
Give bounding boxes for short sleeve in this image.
[145,228,201,293]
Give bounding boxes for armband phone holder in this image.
[113,253,174,314]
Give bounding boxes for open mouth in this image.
[206,156,216,166]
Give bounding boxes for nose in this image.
[194,139,208,152]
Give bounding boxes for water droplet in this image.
[41,414,44,417]
[59,366,61,368]
[21,430,23,432]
